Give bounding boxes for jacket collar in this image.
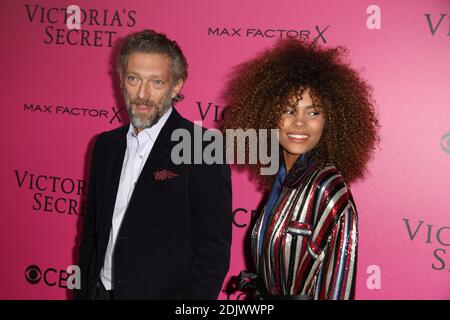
[284,150,319,187]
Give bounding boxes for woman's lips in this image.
[287,133,309,142]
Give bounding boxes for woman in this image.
[223,39,379,300]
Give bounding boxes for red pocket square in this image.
[154,170,179,181]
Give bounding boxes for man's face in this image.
[122,52,183,133]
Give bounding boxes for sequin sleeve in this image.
[316,204,358,300]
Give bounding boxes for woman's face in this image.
[278,89,325,165]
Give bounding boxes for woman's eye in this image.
[308,110,320,116]
[285,109,294,115]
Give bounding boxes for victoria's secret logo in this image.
[24,3,137,47]
[403,218,450,271]
[424,13,449,36]
[196,101,230,123]
[15,170,87,216]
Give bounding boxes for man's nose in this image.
[137,81,151,99]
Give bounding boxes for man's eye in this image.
[153,80,164,87]
[127,76,137,81]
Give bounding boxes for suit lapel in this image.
[125,108,184,215]
[100,126,127,232]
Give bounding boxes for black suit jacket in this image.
[75,108,232,299]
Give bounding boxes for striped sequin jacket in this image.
[251,158,358,300]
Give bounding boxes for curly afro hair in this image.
[222,39,380,187]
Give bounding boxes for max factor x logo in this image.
[208,26,330,43]
[23,103,124,125]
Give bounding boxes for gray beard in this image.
[125,94,172,130]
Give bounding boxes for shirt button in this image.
[139,155,143,159]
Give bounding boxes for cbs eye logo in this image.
[441,132,450,154]
[25,265,42,284]
[24,264,81,289]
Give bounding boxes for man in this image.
[75,29,232,300]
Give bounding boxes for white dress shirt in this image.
[100,107,172,290]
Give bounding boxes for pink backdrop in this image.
[1,0,449,300]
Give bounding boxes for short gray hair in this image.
[118,29,188,101]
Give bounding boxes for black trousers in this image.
[94,281,113,300]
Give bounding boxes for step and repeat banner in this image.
[0,0,449,300]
